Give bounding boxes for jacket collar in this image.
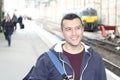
[54,41,90,53]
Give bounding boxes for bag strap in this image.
[47,50,64,74]
[47,50,69,80]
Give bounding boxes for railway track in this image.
[35,19,120,77]
[82,37,120,55]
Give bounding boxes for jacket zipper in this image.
[80,52,91,80]
[59,53,75,80]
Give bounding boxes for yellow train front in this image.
[79,8,98,31]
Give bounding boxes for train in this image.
[78,8,99,31]
[63,8,99,31]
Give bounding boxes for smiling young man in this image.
[25,13,106,80]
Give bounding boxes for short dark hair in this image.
[61,13,82,30]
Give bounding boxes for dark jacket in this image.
[18,16,23,24]
[2,19,14,35]
[12,15,18,22]
[27,41,106,80]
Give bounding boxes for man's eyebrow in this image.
[75,25,82,27]
[63,25,82,28]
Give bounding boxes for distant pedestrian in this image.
[12,13,18,30]
[18,15,23,29]
[2,14,14,46]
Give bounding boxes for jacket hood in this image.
[53,41,90,53]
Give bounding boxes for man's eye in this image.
[76,26,82,30]
[65,28,71,31]
[76,27,80,29]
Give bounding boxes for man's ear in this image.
[82,26,85,31]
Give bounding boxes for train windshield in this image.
[80,8,97,16]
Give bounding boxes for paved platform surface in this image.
[0,20,50,80]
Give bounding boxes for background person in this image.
[18,15,23,29]
[2,14,14,46]
[12,13,18,30]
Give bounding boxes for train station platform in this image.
[0,20,51,80]
[0,19,119,80]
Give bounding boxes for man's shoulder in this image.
[37,51,52,62]
[38,52,48,59]
[36,51,56,67]
[88,47,103,61]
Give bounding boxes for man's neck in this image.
[63,43,84,54]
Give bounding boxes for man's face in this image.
[62,18,84,47]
